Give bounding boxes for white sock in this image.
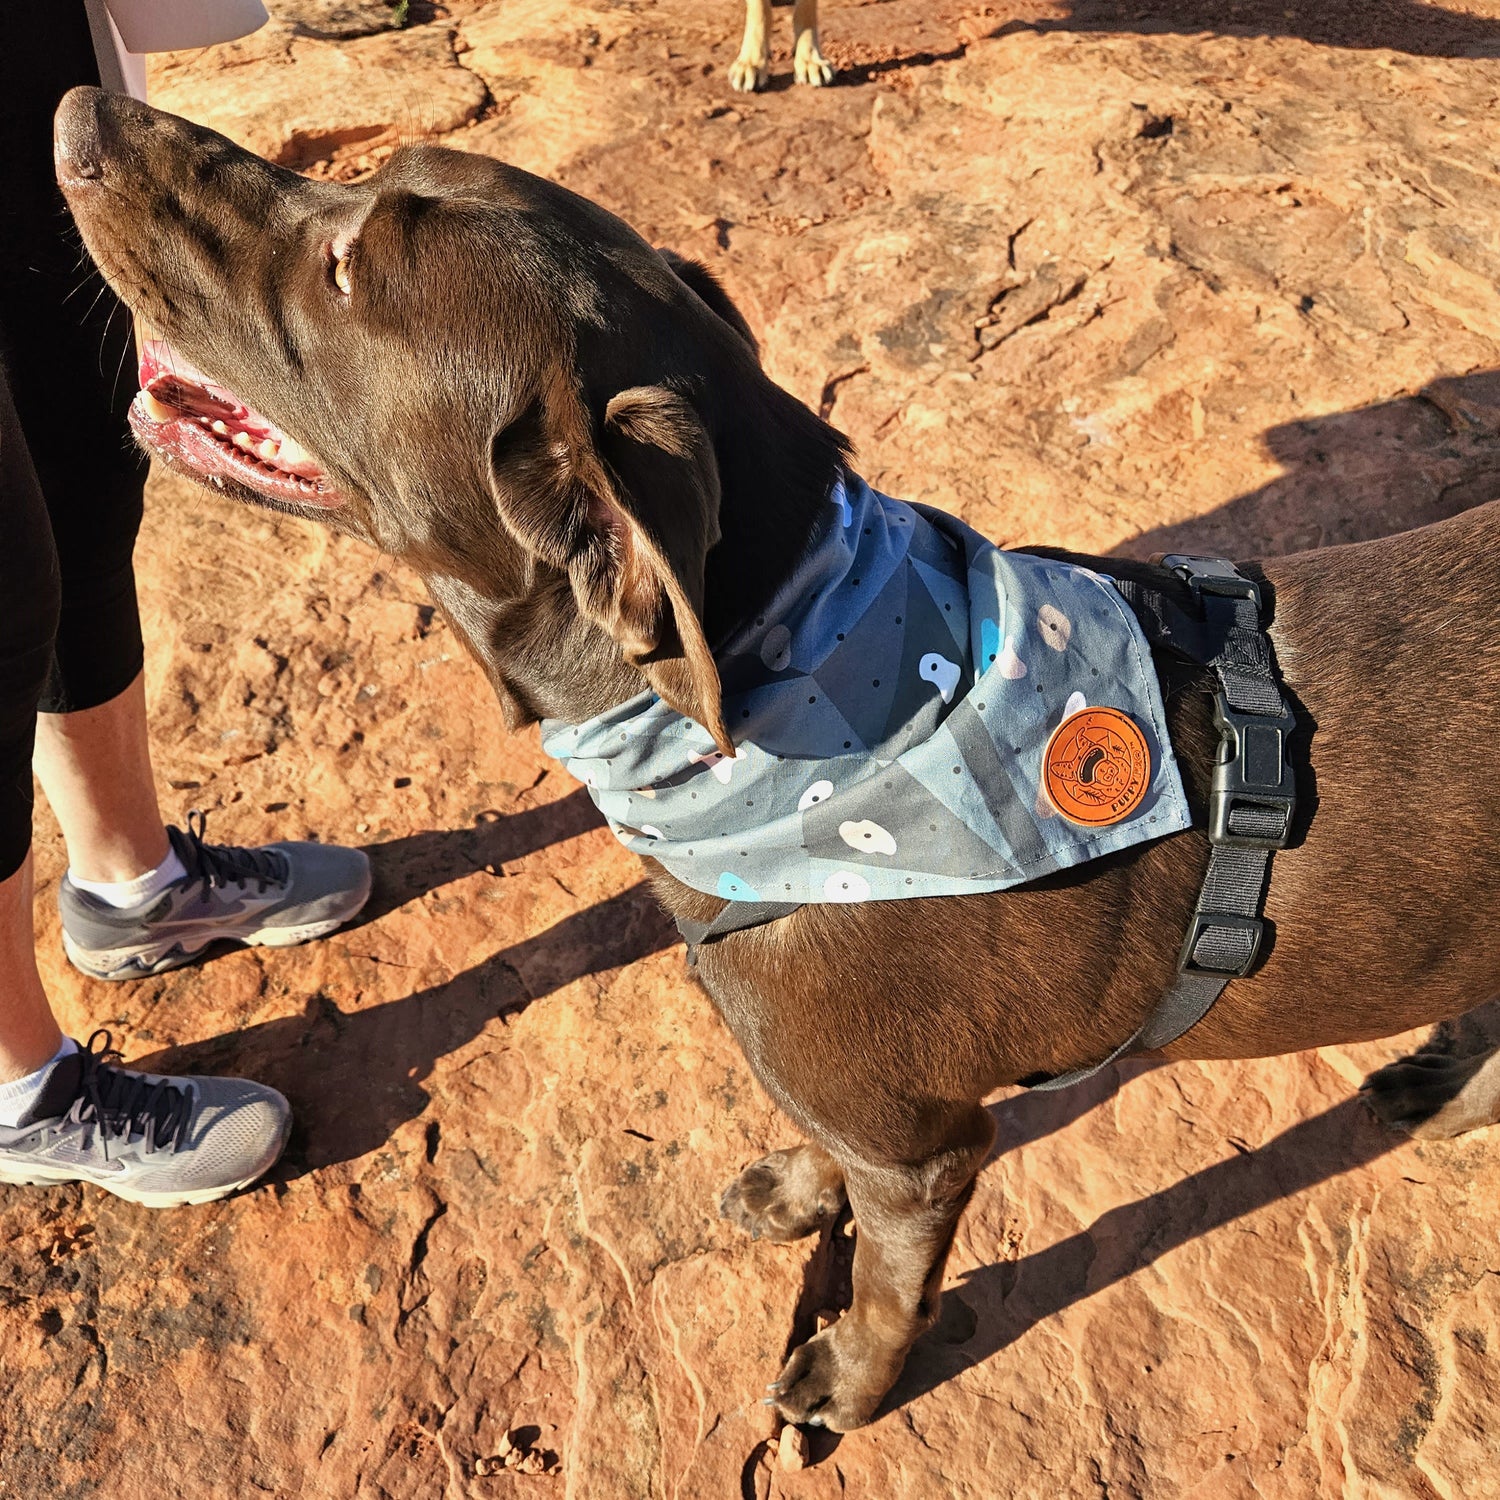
[69,846,188,909]
[0,1037,79,1128]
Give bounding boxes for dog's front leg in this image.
[767,1113,994,1430]
[729,0,773,91]
[792,0,834,86]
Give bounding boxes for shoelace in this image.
[67,1030,192,1158]
[173,809,289,898]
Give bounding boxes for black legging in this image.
[0,5,149,880]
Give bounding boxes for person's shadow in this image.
[147,876,678,1176]
[349,785,606,929]
[994,0,1500,60]
[1120,370,1500,562]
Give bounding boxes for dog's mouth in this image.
[130,340,344,510]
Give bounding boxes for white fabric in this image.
[85,0,270,102]
[0,1038,79,1128]
[70,847,188,909]
[103,0,269,55]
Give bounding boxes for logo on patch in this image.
[1043,707,1150,827]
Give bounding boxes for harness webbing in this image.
[676,554,1298,1092]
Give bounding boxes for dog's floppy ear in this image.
[489,385,732,754]
[658,249,760,361]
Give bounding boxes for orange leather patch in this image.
[1043,707,1151,827]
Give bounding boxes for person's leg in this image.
[1,2,166,895]
[33,673,170,885]
[0,857,64,1082]
[0,364,65,1084]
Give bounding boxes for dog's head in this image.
[55,87,844,745]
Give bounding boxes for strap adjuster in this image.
[1179,911,1264,978]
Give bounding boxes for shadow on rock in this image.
[999,0,1500,59]
[887,1093,1403,1414]
[1118,370,1500,561]
[142,879,677,1176]
[351,786,605,928]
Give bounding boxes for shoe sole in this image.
[62,903,367,982]
[0,1116,291,1208]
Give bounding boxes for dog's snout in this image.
[54,86,111,184]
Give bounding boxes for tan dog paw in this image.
[793,35,834,86]
[729,55,769,92]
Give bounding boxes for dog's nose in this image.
[54,86,109,183]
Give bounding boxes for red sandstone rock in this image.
[6,4,1500,1497]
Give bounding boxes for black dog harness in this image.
[677,554,1297,1090]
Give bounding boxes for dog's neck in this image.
[699,376,850,648]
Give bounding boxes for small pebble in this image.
[778,1424,810,1471]
[474,1458,490,1477]
[497,1433,513,1458]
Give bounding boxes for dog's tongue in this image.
[138,339,321,477]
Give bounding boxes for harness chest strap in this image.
[679,555,1297,1093]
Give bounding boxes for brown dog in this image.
[55,86,1500,1433]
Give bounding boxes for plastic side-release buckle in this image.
[1155,553,1263,609]
[1210,699,1297,850]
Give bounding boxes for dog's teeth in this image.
[210,419,230,435]
[257,439,281,461]
[278,434,314,466]
[231,431,256,451]
[139,391,177,424]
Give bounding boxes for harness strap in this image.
[678,901,802,964]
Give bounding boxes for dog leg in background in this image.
[720,1142,847,1242]
[792,0,834,87]
[730,0,772,92]
[767,1112,994,1431]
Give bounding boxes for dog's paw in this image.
[793,47,834,87]
[720,1146,846,1243]
[729,56,769,92]
[767,1324,883,1431]
[1359,1048,1499,1139]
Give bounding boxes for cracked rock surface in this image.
[8,2,1500,1496]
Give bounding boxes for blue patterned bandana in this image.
[542,471,1190,904]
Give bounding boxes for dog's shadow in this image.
[889,1089,1404,1413]
[151,879,677,1176]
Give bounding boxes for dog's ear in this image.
[658,249,760,361]
[489,386,732,754]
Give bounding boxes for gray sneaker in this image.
[0,1031,290,1207]
[59,811,372,981]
